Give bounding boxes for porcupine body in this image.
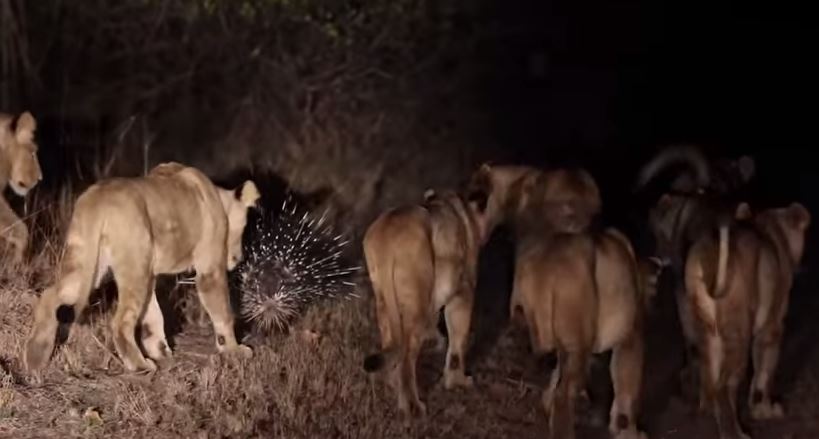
[234,194,360,333]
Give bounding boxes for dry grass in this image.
[0,195,547,439]
[0,266,544,439]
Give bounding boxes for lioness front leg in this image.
[195,270,252,358]
[140,288,173,363]
[443,291,474,389]
[0,199,28,264]
[749,322,785,420]
[609,333,648,439]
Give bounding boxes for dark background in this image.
[4,1,815,219]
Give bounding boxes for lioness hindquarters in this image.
[685,227,758,439]
[362,206,436,417]
[362,189,488,420]
[516,230,648,439]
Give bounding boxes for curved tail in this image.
[710,223,730,299]
[635,145,711,191]
[362,254,405,375]
[64,198,106,318]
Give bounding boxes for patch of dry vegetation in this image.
[0,193,551,439]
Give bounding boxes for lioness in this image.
[361,186,490,419]
[638,147,755,395]
[0,111,42,263]
[512,226,649,439]
[684,202,810,439]
[24,162,259,373]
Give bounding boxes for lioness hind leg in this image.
[405,328,427,417]
[24,267,90,371]
[140,289,172,363]
[110,273,157,373]
[609,333,647,439]
[549,349,588,439]
[750,323,785,420]
[702,332,750,439]
[443,292,474,389]
[194,270,253,358]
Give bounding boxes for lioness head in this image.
[467,163,602,235]
[219,180,261,270]
[0,111,42,196]
[755,202,811,265]
[527,168,600,233]
[425,186,492,245]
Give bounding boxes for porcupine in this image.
[232,194,360,333]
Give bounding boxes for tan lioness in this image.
[24,162,259,374]
[512,227,649,439]
[685,202,810,439]
[362,186,490,419]
[0,111,43,263]
[471,163,648,438]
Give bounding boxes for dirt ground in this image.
[1,225,818,439]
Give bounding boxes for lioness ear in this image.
[15,111,36,144]
[467,187,489,213]
[467,164,493,207]
[737,155,755,182]
[239,180,260,208]
[423,188,437,202]
[787,202,811,231]
[735,202,752,220]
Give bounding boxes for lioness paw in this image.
[443,371,474,390]
[751,401,784,420]
[23,337,53,373]
[613,429,647,439]
[223,344,253,359]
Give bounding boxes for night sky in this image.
[479,0,815,202]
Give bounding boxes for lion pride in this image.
[24,162,258,374]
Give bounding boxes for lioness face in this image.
[0,111,42,196]
[219,180,261,270]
